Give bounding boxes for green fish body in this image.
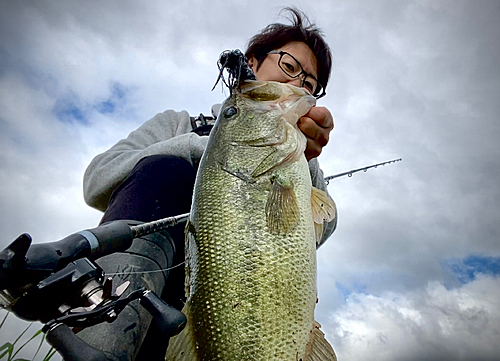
[166,81,336,361]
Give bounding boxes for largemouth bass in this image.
[166,81,336,361]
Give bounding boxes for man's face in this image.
[248,41,319,94]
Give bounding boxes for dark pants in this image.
[103,154,196,311]
[82,155,196,360]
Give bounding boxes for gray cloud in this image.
[1,0,499,359]
[326,275,500,361]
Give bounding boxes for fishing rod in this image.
[0,158,401,360]
[0,214,190,361]
[1,48,392,360]
[98,158,403,240]
[324,158,402,184]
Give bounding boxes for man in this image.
[81,8,336,360]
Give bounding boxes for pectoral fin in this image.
[311,187,337,245]
[311,187,336,224]
[265,176,300,234]
[314,222,325,247]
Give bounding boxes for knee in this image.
[103,155,196,223]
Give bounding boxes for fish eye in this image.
[223,106,238,118]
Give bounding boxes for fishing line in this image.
[105,261,185,277]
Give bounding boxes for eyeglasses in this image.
[268,50,326,99]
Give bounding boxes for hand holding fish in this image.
[298,105,334,161]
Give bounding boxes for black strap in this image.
[190,113,215,136]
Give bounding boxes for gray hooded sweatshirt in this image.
[83,106,336,246]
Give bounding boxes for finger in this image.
[305,106,334,130]
[298,117,330,148]
[298,118,325,161]
[297,117,317,139]
[305,137,322,161]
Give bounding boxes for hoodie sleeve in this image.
[309,158,338,247]
[83,109,208,211]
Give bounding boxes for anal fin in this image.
[165,302,197,360]
[304,320,337,361]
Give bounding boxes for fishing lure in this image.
[212,49,257,93]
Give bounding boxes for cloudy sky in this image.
[1,1,499,360]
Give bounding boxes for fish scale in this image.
[166,81,336,361]
[191,164,316,359]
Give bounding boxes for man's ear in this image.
[248,56,257,70]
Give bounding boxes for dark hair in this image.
[245,8,332,96]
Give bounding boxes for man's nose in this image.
[286,78,312,95]
[287,78,303,88]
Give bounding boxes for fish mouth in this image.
[238,81,313,102]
